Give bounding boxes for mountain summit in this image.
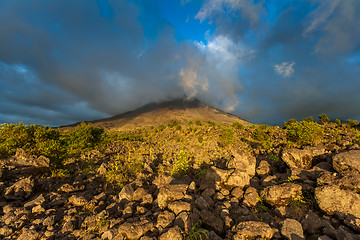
[82,98,251,130]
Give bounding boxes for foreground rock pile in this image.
[1,147,360,239]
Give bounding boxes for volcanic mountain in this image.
[64,99,251,131]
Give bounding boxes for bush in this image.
[252,125,273,149]
[285,119,324,146]
[232,122,244,130]
[156,125,166,132]
[253,125,270,142]
[208,121,216,127]
[283,119,297,129]
[171,150,189,177]
[105,157,144,188]
[0,123,68,165]
[116,132,143,141]
[347,119,359,127]
[318,114,330,124]
[220,128,234,146]
[302,116,314,123]
[32,126,64,161]
[0,122,33,158]
[168,121,179,128]
[63,122,104,155]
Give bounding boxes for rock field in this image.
[1,147,360,239]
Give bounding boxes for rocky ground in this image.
[1,142,360,240]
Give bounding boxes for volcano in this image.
[62,98,251,130]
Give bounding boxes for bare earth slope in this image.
[64,99,252,130]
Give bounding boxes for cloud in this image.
[0,62,105,126]
[0,0,185,125]
[0,0,248,126]
[304,0,360,56]
[228,1,360,124]
[274,61,295,77]
[179,64,208,100]
[1,0,360,126]
[196,0,263,24]
[195,0,265,40]
[180,35,250,112]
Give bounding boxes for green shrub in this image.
[32,126,64,162]
[302,116,314,123]
[171,150,189,177]
[252,125,274,149]
[105,156,144,188]
[353,132,360,145]
[283,119,297,129]
[168,121,180,128]
[232,122,244,130]
[156,125,166,132]
[285,119,324,146]
[268,154,279,162]
[0,122,34,158]
[318,114,330,124]
[253,125,270,142]
[220,128,234,146]
[347,119,359,127]
[208,121,216,127]
[63,122,104,155]
[187,222,208,240]
[116,132,143,141]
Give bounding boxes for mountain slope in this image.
[87,98,251,130]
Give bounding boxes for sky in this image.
[1,0,360,126]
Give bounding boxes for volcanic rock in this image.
[157,183,189,209]
[117,218,154,240]
[4,176,34,200]
[233,221,274,240]
[315,185,360,218]
[261,183,302,206]
[281,145,326,169]
[281,218,305,240]
[332,150,360,173]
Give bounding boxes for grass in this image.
[187,222,208,240]
[171,150,190,177]
[2,116,360,188]
[256,196,270,213]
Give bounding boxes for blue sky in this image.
[0,0,360,126]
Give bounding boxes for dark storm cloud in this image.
[0,0,245,126]
[0,0,193,125]
[1,0,360,126]
[197,0,360,124]
[261,0,360,123]
[0,62,105,126]
[304,0,360,57]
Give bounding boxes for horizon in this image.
[1,1,360,126]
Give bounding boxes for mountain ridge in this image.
[62,98,251,130]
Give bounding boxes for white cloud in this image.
[179,63,208,100]
[274,61,295,77]
[179,35,252,112]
